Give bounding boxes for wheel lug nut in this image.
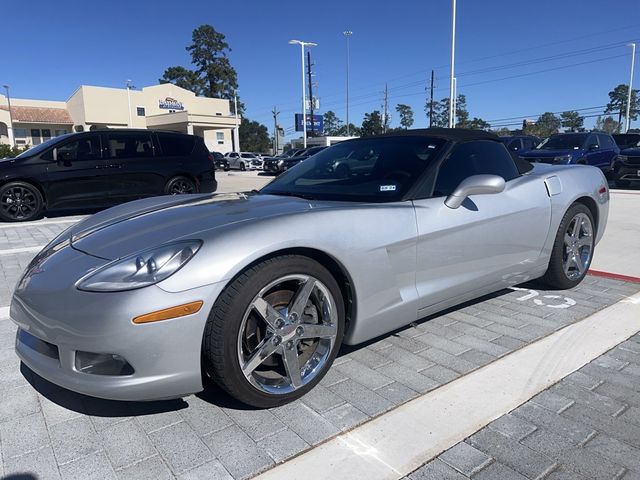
[289,313,298,323]
[275,318,285,328]
[286,340,295,350]
[272,335,282,346]
[296,326,304,336]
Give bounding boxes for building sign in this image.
[159,97,184,110]
[295,114,324,133]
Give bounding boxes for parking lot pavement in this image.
[590,189,640,279]
[216,170,273,193]
[408,332,640,480]
[0,214,638,479]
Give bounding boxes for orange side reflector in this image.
[133,301,204,324]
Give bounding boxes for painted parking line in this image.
[0,246,44,255]
[0,218,83,229]
[256,291,640,480]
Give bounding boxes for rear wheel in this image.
[203,255,344,408]
[0,182,43,222]
[240,162,246,171]
[540,203,594,289]
[165,176,196,195]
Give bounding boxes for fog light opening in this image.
[75,351,134,376]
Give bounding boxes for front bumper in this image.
[11,244,225,401]
[614,160,640,182]
[263,163,283,173]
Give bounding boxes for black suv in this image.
[0,129,217,222]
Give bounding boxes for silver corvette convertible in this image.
[11,129,609,408]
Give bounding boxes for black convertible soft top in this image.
[382,128,500,142]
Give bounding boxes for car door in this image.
[583,134,605,167]
[227,153,239,169]
[105,131,165,202]
[412,140,551,315]
[596,134,617,169]
[44,133,114,210]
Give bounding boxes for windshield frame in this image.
[260,135,449,203]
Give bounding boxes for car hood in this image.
[520,149,580,158]
[621,147,640,155]
[69,192,312,261]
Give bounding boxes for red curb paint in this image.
[588,270,640,284]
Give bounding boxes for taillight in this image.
[208,153,214,163]
[598,186,607,195]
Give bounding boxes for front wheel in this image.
[240,162,246,171]
[540,203,594,289]
[203,255,345,408]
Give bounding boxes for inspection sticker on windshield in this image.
[379,185,397,192]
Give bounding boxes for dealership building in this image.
[0,83,238,152]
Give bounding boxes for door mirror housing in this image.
[445,174,506,209]
[588,143,599,151]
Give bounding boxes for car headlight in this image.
[77,240,202,292]
[618,155,629,163]
[277,160,284,167]
[553,155,572,163]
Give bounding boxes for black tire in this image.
[240,162,246,171]
[0,182,44,222]
[165,176,196,195]
[203,255,345,408]
[539,203,594,290]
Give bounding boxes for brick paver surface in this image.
[408,332,640,480]
[1,218,639,479]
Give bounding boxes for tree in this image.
[494,127,512,136]
[395,104,414,129]
[160,25,243,113]
[159,66,204,95]
[426,95,469,128]
[360,110,384,137]
[465,117,490,130]
[335,123,360,137]
[323,111,344,136]
[529,112,561,137]
[0,144,28,159]
[605,84,640,130]
[594,115,620,134]
[239,119,271,152]
[560,111,584,132]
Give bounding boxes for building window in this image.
[216,131,225,145]
[14,128,27,139]
[54,129,69,137]
[42,129,51,141]
[136,107,146,117]
[31,129,41,145]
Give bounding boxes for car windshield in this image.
[15,134,73,158]
[536,134,587,150]
[241,153,256,158]
[613,134,640,149]
[261,136,445,202]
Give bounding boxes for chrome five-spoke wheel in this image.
[562,212,593,281]
[204,255,345,408]
[238,274,338,395]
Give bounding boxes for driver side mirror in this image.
[445,174,506,209]
[588,143,599,151]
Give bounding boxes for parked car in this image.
[0,129,217,222]
[519,132,619,173]
[225,152,262,171]
[211,151,229,171]
[12,128,608,408]
[612,133,640,150]
[611,140,640,188]
[499,135,540,153]
[263,146,327,174]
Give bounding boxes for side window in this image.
[433,141,519,197]
[587,135,599,148]
[108,133,154,159]
[507,139,521,151]
[55,136,102,162]
[158,134,195,156]
[597,134,613,149]
[522,138,534,150]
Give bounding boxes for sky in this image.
[2,0,639,139]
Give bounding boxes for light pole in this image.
[343,30,352,136]
[625,43,636,133]
[233,91,240,152]
[2,85,15,147]
[448,0,457,128]
[289,39,317,148]
[452,77,457,127]
[125,79,134,128]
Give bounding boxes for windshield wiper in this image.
[266,191,317,200]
